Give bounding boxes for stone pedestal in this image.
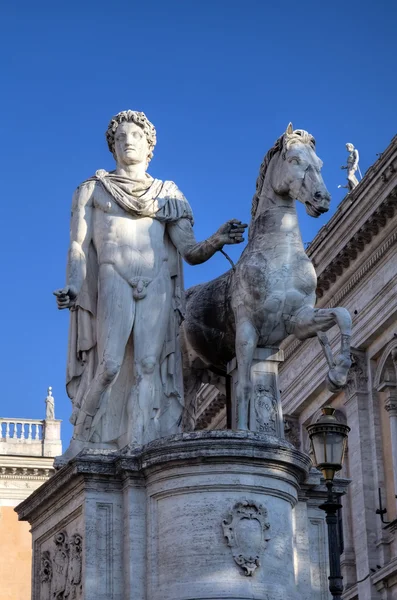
[16,431,310,600]
[227,348,285,437]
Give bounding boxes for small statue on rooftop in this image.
[45,387,55,420]
[339,143,360,191]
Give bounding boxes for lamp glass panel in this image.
[311,431,346,467]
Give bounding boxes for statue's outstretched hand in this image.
[215,219,248,246]
[53,285,78,310]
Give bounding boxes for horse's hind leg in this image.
[292,306,352,391]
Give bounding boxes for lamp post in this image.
[307,407,350,599]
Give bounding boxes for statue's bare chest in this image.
[91,189,167,278]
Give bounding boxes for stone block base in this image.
[16,431,310,600]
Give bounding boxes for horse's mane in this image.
[250,135,284,219]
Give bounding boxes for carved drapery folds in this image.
[222,500,270,576]
[40,530,83,599]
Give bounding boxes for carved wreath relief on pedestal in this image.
[39,530,83,599]
[254,380,279,435]
[222,500,270,576]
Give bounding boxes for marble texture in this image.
[53,110,247,460]
[277,133,397,599]
[16,431,312,600]
[227,347,285,435]
[183,124,352,430]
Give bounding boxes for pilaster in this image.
[344,350,379,599]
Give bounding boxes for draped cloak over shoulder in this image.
[66,170,193,443]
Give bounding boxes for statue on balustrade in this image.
[54,110,247,460]
[340,142,360,191]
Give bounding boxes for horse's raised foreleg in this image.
[292,306,352,391]
[235,316,259,429]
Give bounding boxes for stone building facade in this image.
[196,134,397,599]
[0,388,61,600]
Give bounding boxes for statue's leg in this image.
[73,265,135,442]
[348,169,359,191]
[234,312,258,430]
[291,306,352,390]
[130,271,172,445]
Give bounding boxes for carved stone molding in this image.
[314,187,397,299]
[284,415,301,449]
[254,381,278,435]
[384,396,397,418]
[40,551,52,600]
[53,531,69,598]
[222,499,270,576]
[0,466,53,479]
[196,392,226,430]
[345,351,368,399]
[68,533,83,594]
[40,530,83,599]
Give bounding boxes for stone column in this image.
[344,350,379,600]
[227,347,285,437]
[16,431,310,600]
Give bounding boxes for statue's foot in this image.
[236,421,249,431]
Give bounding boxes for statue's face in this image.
[346,143,354,152]
[114,121,149,166]
[274,141,330,217]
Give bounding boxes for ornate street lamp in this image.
[307,407,350,599]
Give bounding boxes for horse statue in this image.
[181,123,352,430]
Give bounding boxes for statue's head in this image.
[346,143,354,152]
[275,123,330,217]
[251,123,330,222]
[106,110,157,167]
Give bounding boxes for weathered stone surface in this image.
[183,124,352,431]
[54,110,247,462]
[277,134,397,598]
[17,431,311,600]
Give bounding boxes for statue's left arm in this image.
[353,149,359,170]
[167,217,247,265]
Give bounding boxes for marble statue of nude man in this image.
[54,110,247,459]
[340,142,360,191]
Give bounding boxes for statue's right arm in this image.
[54,182,95,310]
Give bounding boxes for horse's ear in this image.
[286,122,294,135]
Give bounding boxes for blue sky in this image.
[0,0,396,445]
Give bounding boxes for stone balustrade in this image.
[0,389,62,458]
[0,419,44,442]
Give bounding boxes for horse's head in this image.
[272,123,330,217]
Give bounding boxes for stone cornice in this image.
[17,432,312,521]
[315,187,397,299]
[307,135,397,265]
[0,465,53,479]
[196,394,226,429]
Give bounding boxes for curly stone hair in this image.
[105,110,157,162]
